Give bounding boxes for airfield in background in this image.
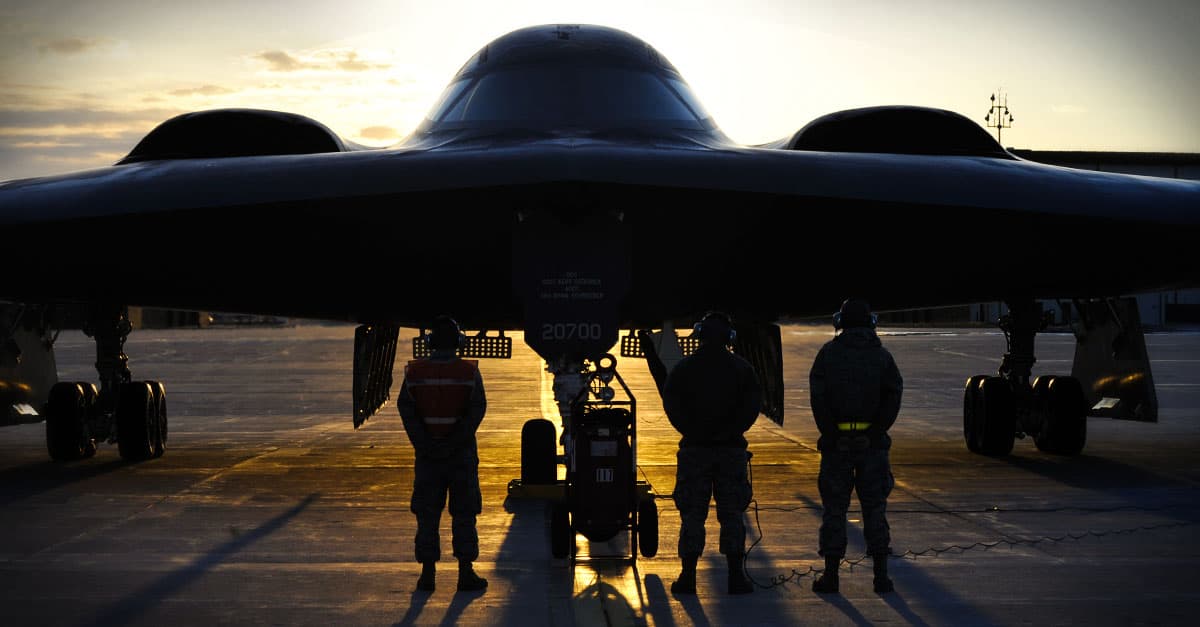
[1,324,1198,625]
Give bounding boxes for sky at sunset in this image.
[1,0,1197,181]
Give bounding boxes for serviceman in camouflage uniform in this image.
[809,299,903,594]
[399,315,488,592]
[663,311,761,595]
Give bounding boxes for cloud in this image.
[0,82,62,91]
[1051,104,1089,115]
[358,125,399,140]
[0,84,105,111]
[0,128,147,180]
[169,85,235,97]
[38,37,106,55]
[336,51,389,72]
[255,48,390,73]
[0,106,181,177]
[0,107,182,129]
[257,50,309,72]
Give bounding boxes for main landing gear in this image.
[44,305,167,462]
[963,299,1087,457]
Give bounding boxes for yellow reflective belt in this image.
[836,422,872,431]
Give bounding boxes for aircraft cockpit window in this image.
[427,66,712,131]
[666,78,711,122]
[426,79,471,122]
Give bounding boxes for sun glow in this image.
[1,0,1196,181]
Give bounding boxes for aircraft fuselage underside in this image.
[5,180,1197,329]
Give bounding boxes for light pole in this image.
[985,91,1014,145]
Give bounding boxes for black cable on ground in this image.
[743,495,1197,590]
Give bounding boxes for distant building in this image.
[1009,150,1200,182]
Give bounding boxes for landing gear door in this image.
[732,322,785,426]
[1070,298,1158,422]
[1,304,58,425]
[514,212,631,363]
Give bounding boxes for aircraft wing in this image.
[2,134,1197,325]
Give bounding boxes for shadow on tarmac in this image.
[88,493,318,627]
[672,588,710,626]
[884,591,933,627]
[440,587,487,626]
[0,458,127,507]
[642,574,683,626]
[1004,452,1184,492]
[577,577,637,624]
[1002,451,1200,526]
[491,496,561,624]
[819,593,874,627]
[393,591,429,627]
[790,493,998,626]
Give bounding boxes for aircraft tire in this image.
[638,499,659,558]
[1034,376,1087,455]
[146,381,167,458]
[521,418,557,484]
[976,377,1016,456]
[963,375,988,453]
[117,382,155,462]
[77,381,99,409]
[550,502,572,559]
[74,382,99,459]
[46,382,93,461]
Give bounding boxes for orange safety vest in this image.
[405,358,479,439]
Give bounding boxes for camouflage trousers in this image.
[673,447,753,558]
[818,445,894,558]
[411,447,482,563]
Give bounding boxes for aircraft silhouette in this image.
[1,24,1197,464]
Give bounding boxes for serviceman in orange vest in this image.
[399,315,488,592]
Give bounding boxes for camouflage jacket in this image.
[809,327,903,450]
[663,343,761,448]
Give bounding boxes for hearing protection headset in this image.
[832,299,878,330]
[694,311,736,344]
[426,315,468,350]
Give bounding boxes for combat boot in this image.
[671,555,699,594]
[417,562,436,591]
[457,560,488,592]
[873,554,894,594]
[726,553,753,595]
[811,556,840,594]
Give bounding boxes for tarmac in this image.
[2,323,1199,626]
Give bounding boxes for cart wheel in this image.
[550,502,572,558]
[638,499,658,558]
[522,419,557,484]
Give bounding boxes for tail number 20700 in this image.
[542,323,603,341]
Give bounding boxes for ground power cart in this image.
[530,356,659,562]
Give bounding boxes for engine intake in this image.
[786,105,1012,158]
[119,108,348,164]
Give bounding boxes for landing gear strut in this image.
[46,305,167,462]
[964,299,1087,456]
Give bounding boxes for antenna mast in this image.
[985,90,1014,145]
